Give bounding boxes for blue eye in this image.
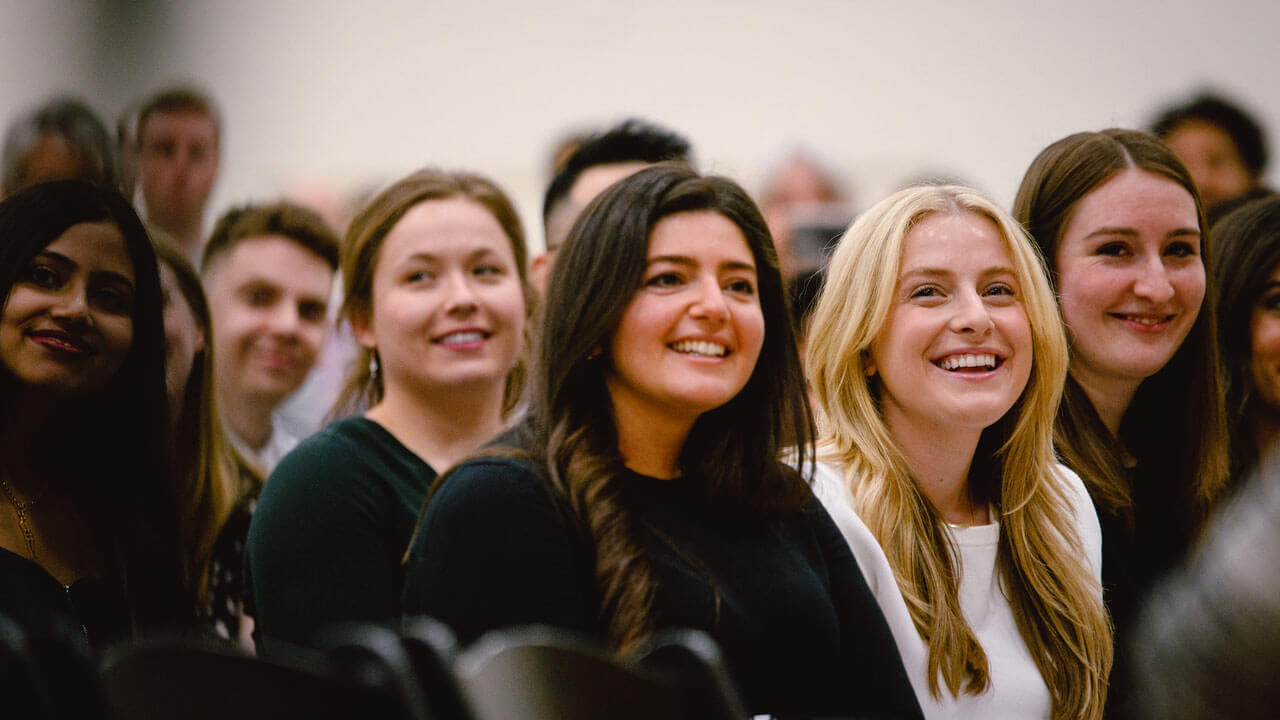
[909,285,939,299]
[984,283,1014,297]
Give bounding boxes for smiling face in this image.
[1249,263,1280,416]
[605,210,765,431]
[352,198,526,401]
[0,221,136,395]
[869,211,1032,436]
[1054,168,1205,395]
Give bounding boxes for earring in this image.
[368,351,381,379]
[586,346,602,361]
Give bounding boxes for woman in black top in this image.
[0,180,189,647]
[403,164,922,718]
[244,169,531,652]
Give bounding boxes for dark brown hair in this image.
[1013,128,1229,525]
[201,201,339,273]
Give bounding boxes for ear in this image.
[348,308,376,350]
[862,350,876,377]
[530,252,552,295]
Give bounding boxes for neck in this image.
[365,380,507,473]
[885,407,988,526]
[150,212,204,260]
[610,399,692,481]
[218,385,278,451]
[1070,367,1139,437]
[1253,409,1280,468]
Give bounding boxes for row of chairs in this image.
[4,615,749,720]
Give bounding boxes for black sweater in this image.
[402,456,923,719]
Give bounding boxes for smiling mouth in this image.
[435,331,489,345]
[1109,313,1174,327]
[29,330,91,355]
[669,340,728,358]
[934,353,1002,372]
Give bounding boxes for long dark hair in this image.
[1013,129,1229,527]
[526,163,813,650]
[1211,196,1280,479]
[0,179,190,632]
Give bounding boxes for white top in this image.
[224,412,301,475]
[811,461,1102,720]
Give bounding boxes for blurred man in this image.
[1,96,118,196]
[136,86,222,259]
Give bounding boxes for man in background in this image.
[136,86,222,259]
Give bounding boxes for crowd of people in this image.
[2,84,1278,718]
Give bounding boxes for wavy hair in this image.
[806,185,1111,719]
[1013,128,1229,526]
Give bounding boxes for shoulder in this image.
[1047,462,1103,578]
[423,454,563,532]
[805,460,894,596]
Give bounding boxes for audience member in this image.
[151,234,261,643]
[1211,196,1280,481]
[134,86,221,258]
[403,164,924,719]
[1013,128,1230,718]
[532,118,692,292]
[245,169,530,653]
[805,184,1110,719]
[1151,92,1271,222]
[0,180,190,647]
[200,202,338,474]
[758,150,851,278]
[2,96,118,197]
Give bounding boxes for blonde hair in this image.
[806,185,1112,719]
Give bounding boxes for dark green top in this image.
[244,417,436,652]
[402,456,923,719]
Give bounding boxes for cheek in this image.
[1172,266,1207,312]
[1250,313,1280,366]
[103,317,135,368]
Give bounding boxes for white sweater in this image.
[811,461,1102,720]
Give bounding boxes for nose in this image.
[267,301,302,337]
[949,289,994,336]
[688,276,730,323]
[50,283,91,326]
[1132,254,1176,304]
[444,270,479,315]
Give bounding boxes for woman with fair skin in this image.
[0,180,189,646]
[403,165,923,718]
[1013,129,1230,718]
[806,185,1111,720]
[244,169,530,653]
[1211,197,1280,480]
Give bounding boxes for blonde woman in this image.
[806,185,1111,720]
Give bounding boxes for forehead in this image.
[570,162,651,206]
[213,235,333,294]
[647,210,754,264]
[899,211,1011,272]
[1065,169,1199,233]
[42,221,134,280]
[1165,119,1240,154]
[141,109,217,144]
[380,198,513,264]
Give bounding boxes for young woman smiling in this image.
[1013,129,1230,718]
[402,164,923,719]
[244,169,531,653]
[0,180,189,646]
[806,185,1110,720]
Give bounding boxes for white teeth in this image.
[439,331,485,344]
[939,353,997,371]
[670,340,728,358]
[1123,316,1163,326]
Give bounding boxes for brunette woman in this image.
[401,164,923,718]
[1013,129,1230,717]
[0,179,190,647]
[244,169,531,652]
[152,235,261,642]
[1211,196,1280,480]
[806,185,1111,720]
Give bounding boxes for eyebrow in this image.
[646,254,757,273]
[36,250,135,287]
[1083,226,1201,240]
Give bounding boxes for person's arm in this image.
[402,459,597,645]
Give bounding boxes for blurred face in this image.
[16,132,93,190]
[0,222,135,395]
[158,263,205,416]
[1055,169,1205,393]
[606,211,765,429]
[205,236,332,408]
[1163,119,1257,209]
[1249,264,1280,415]
[138,109,219,225]
[352,198,526,400]
[869,212,1032,435]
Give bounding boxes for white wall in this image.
[3,0,1278,248]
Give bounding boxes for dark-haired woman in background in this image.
[245,169,531,653]
[0,180,190,647]
[1211,196,1280,480]
[402,164,922,718]
[1013,129,1230,717]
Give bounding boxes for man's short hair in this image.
[542,118,692,227]
[2,96,118,192]
[202,202,340,274]
[1152,92,1269,176]
[136,85,222,144]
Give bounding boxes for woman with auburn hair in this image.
[1013,129,1229,717]
[244,168,531,653]
[1211,196,1280,481]
[403,164,923,718]
[0,180,190,646]
[151,234,261,642]
[806,184,1111,720]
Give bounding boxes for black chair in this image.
[400,616,473,720]
[99,629,430,720]
[631,628,748,720]
[452,625,746,720]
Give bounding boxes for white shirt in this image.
[224,412,301,475]
[811,461,1102,720]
